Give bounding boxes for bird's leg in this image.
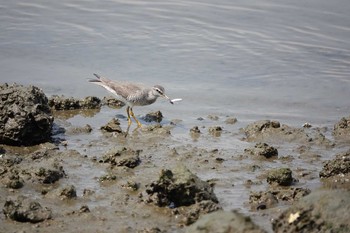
[129,107,142,128]
[126,106,132,126]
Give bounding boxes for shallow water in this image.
[1,0,350,126]
[1,0,350,231]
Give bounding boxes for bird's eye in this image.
[156,88,162,94]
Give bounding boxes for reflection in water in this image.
[52,108,101,120]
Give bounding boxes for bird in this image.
[88,73,173,128]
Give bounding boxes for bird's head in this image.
[152,85,173,104]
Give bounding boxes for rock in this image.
[102,96,125,108]
[141,124,171,135]
[208,126,222,136]
[244,143,278,159]
[48,95,101,110]
[100,118,123,134]
[207,115,219,121]
[35,165,65,184]
[249,187,311,210]
[143,111,163,123]
[3,196,52,223]
[121,180,140,191]
[186,210,267,233]
[60,185,77,199]
[241,120,333,147]
[319,150,350,178]
[225,117,237,124]
[0,146,5,154]
[333,115,350,139]
[145,164,219,207]
[272,190,350,233]
[266,168,294,186]
[243,120,306,142]
[2,170,24,189]
[66,124,93,135]
[180,200,223,225]
[79,205,90,213]
[190,126,201,134]
[138,227,164,233]
[249,191,278,210]
[0,83,53,146]
[99,147,141,168]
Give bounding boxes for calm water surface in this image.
[1,0,350,126]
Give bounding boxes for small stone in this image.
[207,115,219,121]
[60,185,77,199]
[100,118,123,133]
[190,126,201,134]
[225,117,238,124]
[143,111,163,123]
[245,143,278,159]
[267,168,294,186]
[79,205,90,213]
[144,164,219,207]
[3,196,52,223]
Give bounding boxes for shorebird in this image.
[89,73,173,128]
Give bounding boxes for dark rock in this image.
[99,173,117,182]
[267,168,294,186]
[145,164,219,207]
[99,147,141,168]
[3,170,24,189]
[60,185,77,199]
[249,191,278,210]
[242,120,333,147]
[143,111,163,123]
[121,180,140,191]
[35,166,65,184]
[190,126,201,134]
[249,187,311,210]
[102,96,125,108]
[3,196,52,223]
[208,126,222,137]
[0,154,23,167]
[243,120,312,142]
[79,205,90,213]
[333,115,350,138]
[272,190,350,233]
[244,142,278,159]
[319,150,350,178]
[100,118,123,133]
[181,200,222,225]
[0,83,53,146]
[138,227,164,233]
[48,95,101,110]
[186,210,267,233]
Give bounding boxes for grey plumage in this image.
[89,73,171,127]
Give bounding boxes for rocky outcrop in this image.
[0,83,53,146]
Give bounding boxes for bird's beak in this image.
[162,94,173,104]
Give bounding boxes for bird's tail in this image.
[88,73,102,83]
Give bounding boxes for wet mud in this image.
[1,84,350,232]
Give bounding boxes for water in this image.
[1,1,350,230]
[1,0,350,128]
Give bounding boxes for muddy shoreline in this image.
[1,83,350,232]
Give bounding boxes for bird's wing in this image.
[89,74,146,100]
